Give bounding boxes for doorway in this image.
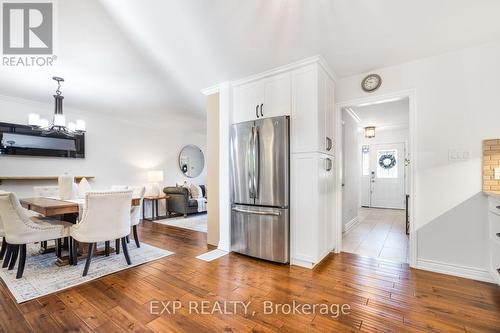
[339,96,411,263]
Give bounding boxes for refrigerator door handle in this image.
[253,126,260,199]
[247,127,255,198]
[232,207,281,216]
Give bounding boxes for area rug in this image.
[0,242,174,303]
[154,213,207,233]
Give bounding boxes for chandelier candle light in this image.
[28,77,86,136]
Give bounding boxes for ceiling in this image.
[347,98,409,130]
[1,0,500,119]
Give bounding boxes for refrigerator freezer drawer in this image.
[231,205,289,263]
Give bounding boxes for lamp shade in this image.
[147,170,164,182]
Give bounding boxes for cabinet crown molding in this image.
[231,55,336,88]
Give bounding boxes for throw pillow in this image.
[78,178,92,198]
[189,183,203,199]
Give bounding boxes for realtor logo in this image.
[2,2,53,54]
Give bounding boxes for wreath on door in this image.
[379,154,396,169]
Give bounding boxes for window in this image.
[376,149,398,178]
[361,145,370,176]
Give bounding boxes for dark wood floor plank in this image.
[0,220,498,332]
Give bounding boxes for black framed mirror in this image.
[179,145,205,178]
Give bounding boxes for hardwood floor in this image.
[1,220,499,332]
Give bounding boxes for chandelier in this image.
[28,77,86,136]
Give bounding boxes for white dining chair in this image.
[111,185,146,248]
[0,192,72,279]
[33,186,59,198]
[70,190,133,276]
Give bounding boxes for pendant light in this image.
[28,77,86,136]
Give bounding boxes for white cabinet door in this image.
[232,81,264,124]
[318,154,335,257]
[318,69,335,155]
[262,73,291,119]
[324,75,335,156]
[291,153,319,267]
[291,65,318,153]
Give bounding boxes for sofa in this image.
[163,185,207,217]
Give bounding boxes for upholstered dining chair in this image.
[111,185,146,248]
[70,190,133,277]
[0,192,72,279]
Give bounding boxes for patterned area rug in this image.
[0,242,174,303]
[154,213,207,233]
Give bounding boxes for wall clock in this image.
[361,74,382,92]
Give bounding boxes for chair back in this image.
[33,186,59,198]
[73,190,132,243]
[128,186,145,226]
[0,192,37,243]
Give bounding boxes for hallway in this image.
[342,208,409,263]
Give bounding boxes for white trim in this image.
[231,55,337,87]
[343,216,360,234]
[201,85,221,96]
[216,82,232,252]
[417,259,494,283]
[334,89,418,267]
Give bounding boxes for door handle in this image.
[232,207,281,216]
[255,105,259,118]
[325,158,332,172]
[326,137,333,151]
[260,104,264,117]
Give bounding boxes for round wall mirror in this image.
[179,145,205,178]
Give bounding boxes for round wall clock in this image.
[361,74,382,92]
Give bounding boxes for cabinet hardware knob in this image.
[255,105,259,118]
[260,104,264,117]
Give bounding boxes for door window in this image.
[361,145,370,176]
[376,149,398,178]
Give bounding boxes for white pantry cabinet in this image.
[232,72,291,124]
[291,152,335,268]
[291,63,335,156]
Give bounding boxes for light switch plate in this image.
[495,168,500,180]
[449,149,471,161]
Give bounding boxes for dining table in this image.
[20,196,141,266]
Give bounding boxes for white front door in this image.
[369,143,405,209]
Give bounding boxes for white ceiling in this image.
[347,98,409,130]
[1,0,500,119]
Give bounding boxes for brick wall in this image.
[483,139,500,193]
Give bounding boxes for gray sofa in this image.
[163,185,206,217]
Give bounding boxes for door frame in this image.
[334,89,417,267]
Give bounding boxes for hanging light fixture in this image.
[28,77,86,136]
[364,126,376,138]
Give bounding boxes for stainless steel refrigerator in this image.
[230,116,290,263]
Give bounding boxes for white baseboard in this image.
[343,216,360,234]
[416,258,494,284]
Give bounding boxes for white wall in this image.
[342,111,360,230]
[0,95,207,198]
[336,40,500,273]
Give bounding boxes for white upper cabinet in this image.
[232,80,264,124]
[262,72,291,119]
[232,73,291,124]
[291,63,335,155]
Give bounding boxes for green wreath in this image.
[379,154,396,169]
